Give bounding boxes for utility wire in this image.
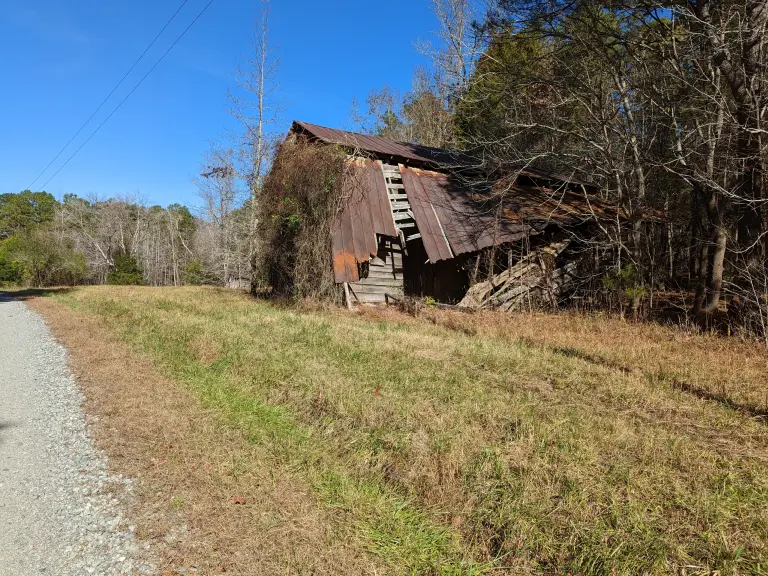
[26,0,192,190]
[28,0,190,190]
[36,0,215,191]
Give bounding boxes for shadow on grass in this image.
[0,288,75,302]
[670,379,768,421]
[546,342,768,421]
[549,345,634,374]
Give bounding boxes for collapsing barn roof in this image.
[399,167,531,262]
[288,121,624,285]
[292,120,472,168]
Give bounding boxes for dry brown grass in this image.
[361,305,768,417]
[27,296,382,576]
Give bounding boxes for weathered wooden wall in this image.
[348,238,404,303]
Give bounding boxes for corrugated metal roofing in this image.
[494,178,625,227]
[332,163,624,277]
[401,167,532,262]
[332,159,397,283]
[292,121,471,168]
[400,167,628,263]
[363,159,397,237]
[515,166,598,190]
[292,120,608,188]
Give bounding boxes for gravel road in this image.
[0,294,154,575]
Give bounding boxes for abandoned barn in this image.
[279,120,625,308]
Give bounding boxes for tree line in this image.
[1,5,267,292]
[0,189,250,288]
[2,4,273,291]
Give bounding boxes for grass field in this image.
[29,286,768,575]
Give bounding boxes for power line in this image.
[36,0,215,192]
[26,0,196,191]
[28,0,191,190]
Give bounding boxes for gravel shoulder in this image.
[0,293,153,575]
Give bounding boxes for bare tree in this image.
[350,86,408,139]
[453,0,767,326]
[57,194,198,286]
[420,0,480,90]
[228,0,282,265]
[195,147,250,286]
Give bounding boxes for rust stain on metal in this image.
[332,159,398,284]
[333,250,358,284]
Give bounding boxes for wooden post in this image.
[343,282,353,310]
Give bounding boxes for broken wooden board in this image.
[457,239,574,311]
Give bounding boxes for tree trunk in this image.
[695,0,766,288]
[631,220,644,315]
[689,185,703,282]
[694,240,710,314]
[736,136,764,271]
[705,223,727,311]
[695,187,727,314]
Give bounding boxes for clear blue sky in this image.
[0,0,441,207]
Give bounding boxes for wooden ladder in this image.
[381,164,421,252]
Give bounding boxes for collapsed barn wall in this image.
[458,238,577,310]
[347,238,404,303]
[455,223,624,312]
[402,239,470,303]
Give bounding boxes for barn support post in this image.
[343,282,354,310]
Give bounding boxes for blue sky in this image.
[0,0,442,207]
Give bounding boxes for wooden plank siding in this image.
[348,238,404,303]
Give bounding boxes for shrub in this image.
[257,138,360,301]
[1,228,87,287]
[107,253,145,285]
[602,264,646,314]
[0,251,23,286]
[50,249,88,286]
[182,260,214,286]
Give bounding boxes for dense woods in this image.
[348,0,768,332]
[456,0,768,323]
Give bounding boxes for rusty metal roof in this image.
[332,159,397,283]
[292,121,471,168]
[401,167,625,263]
[401,167,531,263]
[331,162,624,278]
[291,121,608,187]
[298,121,625,279]
[516,166,598,191]
[495,177,625,227]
